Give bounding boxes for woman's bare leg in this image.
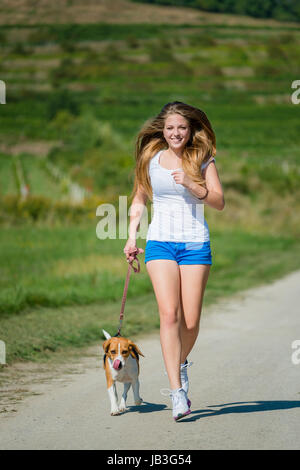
[178,264,211,363]
[146,259,182,390]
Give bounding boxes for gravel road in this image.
[1,270,300,450]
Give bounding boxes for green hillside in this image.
[0,4,300,362]
[1,22,299,231]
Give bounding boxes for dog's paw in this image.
[118,398,127,413]
[110,408,121,416]
[135,398,143,406]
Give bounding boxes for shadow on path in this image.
[128,401,167,414]
[179,400,300,423]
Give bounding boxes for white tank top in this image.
[146,149,215,242]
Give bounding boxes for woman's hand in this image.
[123,238,144,263]
[171,169,193,189]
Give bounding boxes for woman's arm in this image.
[124,185,148,262]
[128,184,149,240]
[188,161,225,211]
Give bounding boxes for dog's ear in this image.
[102,329,111,340]
[103,338,111,354]
[128,341,144,358]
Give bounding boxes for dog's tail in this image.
[102,329,111,340]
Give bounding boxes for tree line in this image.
[131,0,300,22]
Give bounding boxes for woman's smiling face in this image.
[163,113,191,152]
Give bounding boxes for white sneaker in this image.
[171,388,191,421]
[161,387,191,421]
[180,360,193,407]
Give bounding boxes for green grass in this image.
[1,225,300,363]
[0,156,17,194]
[0,294,160,363]
[22,155,64,199]
[0,224,150,316]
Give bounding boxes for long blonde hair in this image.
[130,101,216,202]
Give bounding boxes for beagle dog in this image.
[102,330,144,416]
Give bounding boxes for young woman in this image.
[124,101,225,421]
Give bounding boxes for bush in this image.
[49,57,79,85]
[146,39,177,62]
[254,64,282,78]
[58,39,77,53]
[46,88,80,120]
[11,42,33,56]
[0,30,7,44]
[101,44,123,62]
[27,27,57,45]
[125,36,140,49]
[45,109,130,196]
[0,194,107,226]
[188,33,217,47]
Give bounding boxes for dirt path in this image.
[1,270,300,450]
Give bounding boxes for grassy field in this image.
[1,225,300,363]
[2,225,300,318]
[0,1,300,365]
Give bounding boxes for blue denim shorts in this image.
[144,240,212,265]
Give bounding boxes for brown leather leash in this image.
[115,248,140,337]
